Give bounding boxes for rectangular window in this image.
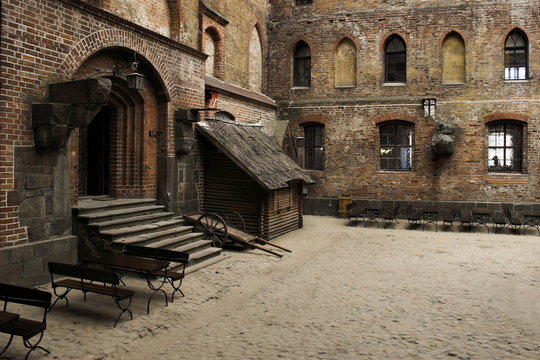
[488,122,523,172]
[380,122,413,171]
[295,0,313,4]
[304,124,324,170]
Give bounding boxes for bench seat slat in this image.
[153,270,184,280]
[9,318,46,339]
[53,279,134,300]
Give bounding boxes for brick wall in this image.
[0,0,206,248]
[268,0,540,210]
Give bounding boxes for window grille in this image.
[304,124,324,170]
[488,122,523,172]
[505,30,528,80]
[380,122,413,171]
[293,42,311,87]
[385,36,406,83]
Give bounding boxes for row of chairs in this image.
[347,201,535,234]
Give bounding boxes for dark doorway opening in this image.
[79,106,112,196]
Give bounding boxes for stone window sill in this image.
[504,79,530,83]
[443,82,465,86]
[291,86,311,91]
[335,86,356,89]
[382,82,406,87]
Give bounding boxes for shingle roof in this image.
[196,119,314,191]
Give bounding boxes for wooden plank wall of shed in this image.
[261,181,303,240]
[201,137,264,236]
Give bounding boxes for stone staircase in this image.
[72,197,224,274]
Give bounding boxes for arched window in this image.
[335,38,357,87]
[442,32,465,84]
[379,122,413,171]
[488,121,524,172]
[204,28,219,77]
[505,29,528,80]
[248,26,263,92]
[303,123,324,170]
[293,41,311,87]
[384,35,406,83]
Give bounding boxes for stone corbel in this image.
[432,121,455,158]
[32,78,112,150]
[174,109,200,155]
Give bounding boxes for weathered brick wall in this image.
[268,0,540,209]
[0,0,206,247]
[202,0,270,90]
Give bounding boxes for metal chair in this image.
[382,204,400,229]
[441,208,457,232]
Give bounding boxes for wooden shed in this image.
[196,119,314,240]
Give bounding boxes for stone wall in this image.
[268,0,540,209]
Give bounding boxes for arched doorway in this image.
[79,105,112,196]
[72,48,170,201]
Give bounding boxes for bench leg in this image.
[49,287,72,311]
[113,297,133,328]
[0,331,15,358]
[168,278,185,303]
[23,332,49,360]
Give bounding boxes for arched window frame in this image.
[384,35,406,83]
[293,41,311,88]
[378,120,414,171]
[487,120,526,173]
[504,29,529,80]
[303,123,324,170]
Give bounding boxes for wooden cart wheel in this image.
[225,210,246,232]
[194,213,228,247]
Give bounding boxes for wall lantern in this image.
[125,52,145,90]
[423,98,436,117]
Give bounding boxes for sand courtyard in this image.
[2,215,540,359]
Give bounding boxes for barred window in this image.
[380,122,413,171]
[505,30,528,80]
[304,124,324,170]
[385,35,406,83]
[293,41,311,87]
[295,0,313,4]
[488,122,523,172]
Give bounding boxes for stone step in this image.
[170,239,212,254]
[185,251,229,275]
[111,225,194,246]
[144,232,205,250]
[89,212,176,231]
[73,198,157,216]
[183,247,224,271]
[78,205,167,224]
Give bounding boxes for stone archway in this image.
[71,48,170,201]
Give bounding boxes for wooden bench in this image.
[48,262,135,327]
[122,245,189,302]
[0,283,51,360]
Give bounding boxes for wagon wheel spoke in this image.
[195,213,228,247]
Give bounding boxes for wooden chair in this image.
[441,208,458,232]
[406,205,421,227]
[382,204,400,229]
[492,211,508,233]
[505,207,523,234]
[458,208,474,231]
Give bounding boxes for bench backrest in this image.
[124,245,189,264]
[48,262,120,286]
[0,283,51,309]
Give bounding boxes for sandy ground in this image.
[2,216,540,359]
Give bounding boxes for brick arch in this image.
[380,32,409,51]
[333,35,359,54]
[440,29,468,48]
[484,113,529,124]
[246,22,266,92]
[375,114,417,125]
[59,30,172,96]
[502,27,530,46]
